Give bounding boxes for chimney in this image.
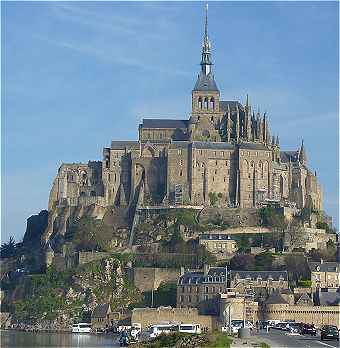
[204,264,209,276]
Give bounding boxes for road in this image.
[256,330,340,348]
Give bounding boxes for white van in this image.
[148,324,177,338]
[72,323,92,333]
[178,324,201,334]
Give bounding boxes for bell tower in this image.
[190,5,222,141]
[192,4,220,116]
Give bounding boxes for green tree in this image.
[284,254,309,284]
[255,252,274,270]
[236,234,251,253]
[66,217,113,252]
[0,236,17,259]
[229,253,255,271]
[300,207,311,224]
[208,192,219,206]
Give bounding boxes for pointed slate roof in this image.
[265,291,289,305]
[92,303,111,318]
[193,72,219,92]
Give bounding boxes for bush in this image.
[298,279,312,288]
[229,253,255,271]
[255,252,274,270]
[208,192,219,206]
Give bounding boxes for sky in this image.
[2,1,339,243]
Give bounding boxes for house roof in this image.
[110,141,139,150]
[265,291,289,305]
[219,101,243,113]
[280,151,299,163]
[200,234,234,241]
[141,119,189,129]
[316,290,340,306]
[92,303,111,318]
[230,270,288,281]
[309,261,340,273]
[178,267,227,285]
[295,293,313,305]
[238,143,270,151]
[193,72,219,92]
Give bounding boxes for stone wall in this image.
[131,307,217,330]
[264,304,340,327]
[78,251,111,265]
[131,267,181,292]
[198,208,261,227]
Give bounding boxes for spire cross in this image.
[205,3,208,39]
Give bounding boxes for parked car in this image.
[321,325,339,341]
[301,324,316,336]
[178,324,201,334]
[273,322,290,331]
[288,322,303,334]
[230,320,254,334]
[148,324,178,338]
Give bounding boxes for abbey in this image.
[48,9,322,215]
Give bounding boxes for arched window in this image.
[210,97,215,110]
[204,97,209,109]
[198,97,203,109]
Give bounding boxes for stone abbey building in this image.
[48,8,322,217]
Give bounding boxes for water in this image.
[0,330,120,347]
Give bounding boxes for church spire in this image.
[193,4,218,92]
[299,139,307,165]
[201,4,212,75]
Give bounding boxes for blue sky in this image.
[2,1,339,242]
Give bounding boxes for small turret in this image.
[299,139,307,166]
[235,104,240,143]
[244,95,251,141]
[276,135,280,146]
[226,104,231,142]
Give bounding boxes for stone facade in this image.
[177,266,228,315]
[199,234,237,259]
[309,261,340,289]
[46,9,323,219]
